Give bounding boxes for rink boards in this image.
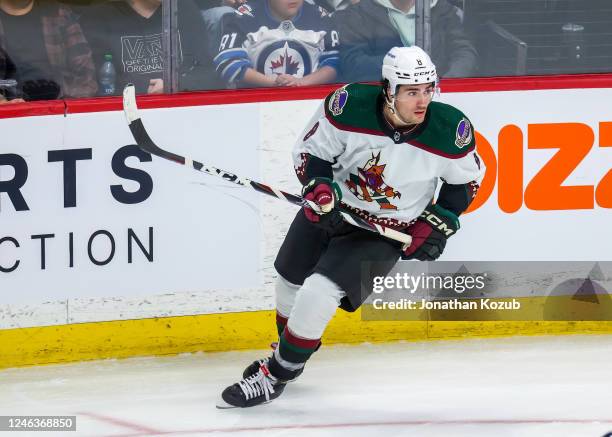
[2,309,612,368]
[1,77,612,368]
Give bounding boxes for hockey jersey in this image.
[294,83,485,229]
[214,0,340,84]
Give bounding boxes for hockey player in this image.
[218,46,485,408]
[214,0,340,87]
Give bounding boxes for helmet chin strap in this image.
[384,90,415,128]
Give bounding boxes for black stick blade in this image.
[122,84,185,165]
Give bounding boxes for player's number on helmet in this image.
[382,46,438,93]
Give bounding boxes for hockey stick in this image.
[122,84,412,246]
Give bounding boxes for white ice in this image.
[1,335,612,437]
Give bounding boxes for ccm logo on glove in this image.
[402,204,459,261]
[420,210,457,237]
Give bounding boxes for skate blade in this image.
[216,402,238,409]
[215,397,272,409]
[216,395,239,409]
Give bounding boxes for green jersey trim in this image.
[324,83,476,158]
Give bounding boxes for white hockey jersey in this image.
[294,83,485,230]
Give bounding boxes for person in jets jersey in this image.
[218,46,485,408]
[214,0,340,87]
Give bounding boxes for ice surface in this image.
[1,335,611,437]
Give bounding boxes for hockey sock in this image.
[275,275,299,337]
[268,273,345,381]
[268,329,319,381]
[279,326,321,364]
[276,311,288,337]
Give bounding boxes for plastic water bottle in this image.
[99,54,116,96]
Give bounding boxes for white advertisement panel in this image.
[439,88,612,261]
[0,104,261,305]
[0,86,610,327]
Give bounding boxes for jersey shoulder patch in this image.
[235,3,255,17]
[417,102,476,157]
[317,5,330,16]
[323,83,381,132]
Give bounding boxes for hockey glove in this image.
[302,177,343,230]
[402,204,460,261]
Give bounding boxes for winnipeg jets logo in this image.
[236,4,254,16]
[270,45,301,75]
[259,41,309,77]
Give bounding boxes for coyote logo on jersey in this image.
[345,152,402,210]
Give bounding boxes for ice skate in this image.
[242,355,304,381]
[217,362,286,408]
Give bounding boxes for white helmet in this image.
[382,46,437,95]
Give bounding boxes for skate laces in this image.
[238,363,276,401]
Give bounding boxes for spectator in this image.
[195,0,243,58]
[81,0,219,95]
[215,0,340,88]
[336,0,477,82]
[312,0,360,13]
[0,0,97,101]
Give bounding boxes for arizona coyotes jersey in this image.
[294,83,485,229]
[215,0,340,84]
